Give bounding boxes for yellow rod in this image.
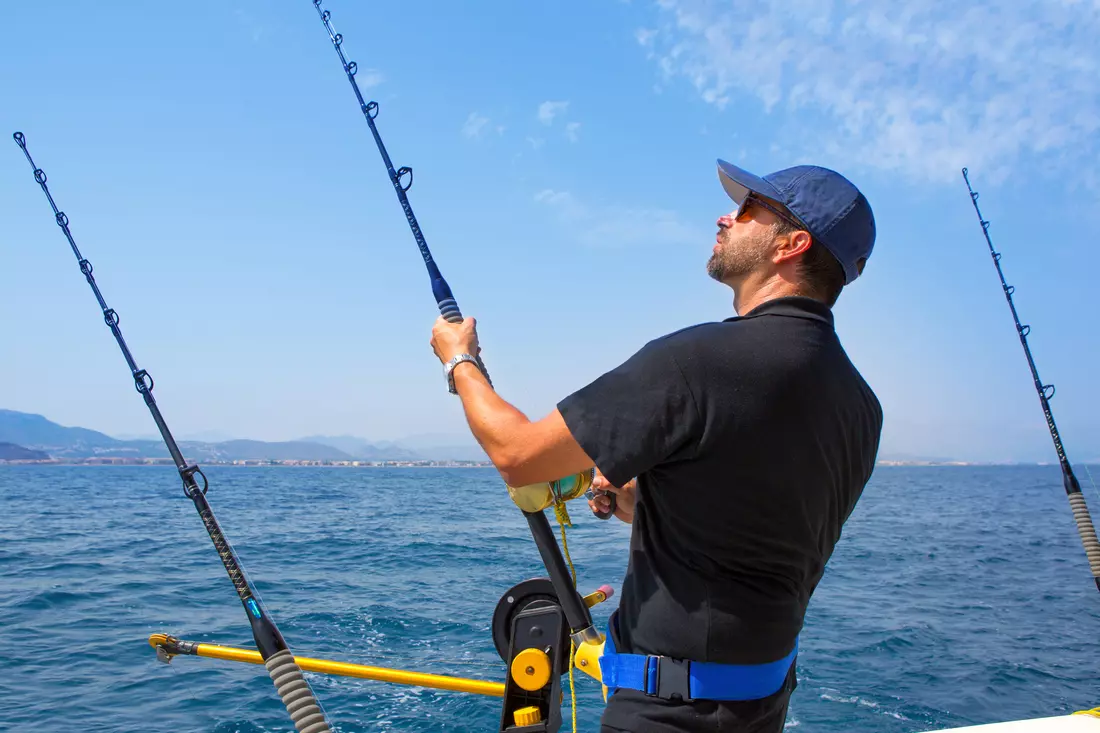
[149,634,505,697]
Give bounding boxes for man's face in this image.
[707,198,783,284]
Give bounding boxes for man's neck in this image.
[732,275,811,315]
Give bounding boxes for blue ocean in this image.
[1,465,1098,732]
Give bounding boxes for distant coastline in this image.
[0,409,490,466]
[1,458,1086,468]
[3,409,1095,469]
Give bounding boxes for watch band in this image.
[445,353,482,394]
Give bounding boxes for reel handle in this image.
[587,489,617,521]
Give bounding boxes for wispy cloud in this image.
[355,68,385,89]
[538,101,570,126]
[462,112,490,139]
[640,0,1100,186]
[534,189,701,247]
[534,189,581,214]
[526,136,545,150]
[565,122,581,143]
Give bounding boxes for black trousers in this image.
[598,660,796,733]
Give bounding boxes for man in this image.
[430,160,883,732]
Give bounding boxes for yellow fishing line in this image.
[555,501,579,733]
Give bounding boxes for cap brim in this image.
[716,159,782,204]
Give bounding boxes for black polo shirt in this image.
[558,296,882,669]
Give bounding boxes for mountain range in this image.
[0,409,487,462]
[6,409,1087,467]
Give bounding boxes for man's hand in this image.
[430,316,480,364]
[588,469,637,524]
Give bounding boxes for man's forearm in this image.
[450,361,595,486]
[451,361,533,473]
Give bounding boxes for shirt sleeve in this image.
[556,334,702,488]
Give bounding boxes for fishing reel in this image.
[490,578,613,733]
[507,468,617,521]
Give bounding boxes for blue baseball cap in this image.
[716,160,875,284]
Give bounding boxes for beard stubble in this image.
[707,226,774,282]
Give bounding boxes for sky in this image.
[1,0,1098,463]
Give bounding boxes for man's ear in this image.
[774,230,812,264]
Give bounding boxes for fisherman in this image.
[429,160,883,733]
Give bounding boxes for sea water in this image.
[1,465,1098,732]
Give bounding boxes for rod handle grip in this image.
[265,649,332,733]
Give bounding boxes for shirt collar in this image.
[723,296,835,327]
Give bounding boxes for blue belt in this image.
[600,617,797,702]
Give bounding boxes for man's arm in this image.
[429,316,594,486]
[430,314,701,490]
[450,360,595,487]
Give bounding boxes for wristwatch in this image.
[444,353,481,394]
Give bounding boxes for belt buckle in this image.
[645,655,692,702]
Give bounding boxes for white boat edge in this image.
[924,715,1100,732]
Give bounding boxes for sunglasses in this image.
[736,194,808,232]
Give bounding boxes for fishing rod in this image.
[307,3,478,344]
[309,1,616,526]
[962,167,1100,594]
[306,1,616,526]
[13,131,334,733]
[308,0,615,627]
